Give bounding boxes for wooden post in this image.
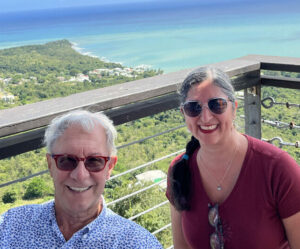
[244,85,261,139]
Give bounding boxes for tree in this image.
[23,177,47,200]
[2,190,17,203]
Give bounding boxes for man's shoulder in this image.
[1,200,53,225]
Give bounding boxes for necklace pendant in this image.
[217,186,222,191]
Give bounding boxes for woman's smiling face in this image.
[183,79,236,147]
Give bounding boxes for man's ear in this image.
[46,153,54,177]
[180,106,184,115]
[106,156,117,180]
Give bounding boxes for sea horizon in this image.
[1,0,300,73]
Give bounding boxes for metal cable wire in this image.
[261,97,300,109]
[263,137,299,148]
[262,119,300,130]
[240,115,300,130]
[106,179,167,206]
[128,200,169,221]
[165,246,174,249]
[0,170,49,188]
[152,223,172,235]
[116,124,186,149]
[109,149,185,181]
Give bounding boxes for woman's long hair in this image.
[170,136,200,211]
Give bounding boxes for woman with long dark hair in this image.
[166,67,300,249]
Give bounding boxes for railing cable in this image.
[128,200,169,221]
[240,115,300,130]
[261,97,300,109]
[109,149,185,181]
[152,223,171,235]
[166,246,174,249]
[0,170,48,188]
[262,119,300,130]
[263,137,299,148]
[106,179,166,207]
[116,124,186,149]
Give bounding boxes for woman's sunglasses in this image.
[208,204,224,249]
[51,154,110,172]
[182,98,228,117]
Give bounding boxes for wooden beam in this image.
[232,70,261,91]
[239,54,300,72]
[0,93,180,159]
[261,75,300,89]
[244,86,262,139]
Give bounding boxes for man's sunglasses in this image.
[51,154,110,172]
[182,98,229,117]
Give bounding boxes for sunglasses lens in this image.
[183,101,202,117]
[210,233,221,249]
[56,155,77,171]
[208,206,219,227]
[208,98,227,114]
[85,157,106,172]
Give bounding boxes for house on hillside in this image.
[1,94,15,103]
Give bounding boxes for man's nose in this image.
[70,161,90,180]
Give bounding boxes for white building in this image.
[136,170,167,189]
[1,94,15,103]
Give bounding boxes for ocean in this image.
[1,0,300,73]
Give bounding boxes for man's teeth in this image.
[200,125,217,130]
[69,186,90,192]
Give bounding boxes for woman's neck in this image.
[198,130,242,168]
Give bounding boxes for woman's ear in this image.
[233,100,238,118]
[235,100,238,110]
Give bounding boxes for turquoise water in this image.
[1,1,300,73]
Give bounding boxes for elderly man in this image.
[0,110,163,248]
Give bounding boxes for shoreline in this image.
[70,41,153,70]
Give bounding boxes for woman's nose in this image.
[199,105,214,121]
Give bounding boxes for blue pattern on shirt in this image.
[0,199,163,249]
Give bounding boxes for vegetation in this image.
[0,41,299,248]
[2,190,17,204]
[0,39,162,108]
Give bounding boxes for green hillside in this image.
[0,39,161,108]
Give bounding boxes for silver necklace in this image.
[199,143,238,191]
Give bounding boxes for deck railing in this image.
[0,54,299,248]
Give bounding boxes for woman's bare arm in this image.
[170,204,192,249]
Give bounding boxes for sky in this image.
[1,0,252,13]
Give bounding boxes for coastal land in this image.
[0,39,162,109]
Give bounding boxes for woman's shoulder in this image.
[245,134,287,158]
[244,134,299,169]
